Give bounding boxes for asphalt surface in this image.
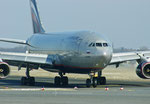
[0,76,150,104]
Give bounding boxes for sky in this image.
[0,0,150,49]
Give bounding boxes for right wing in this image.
[0,52,54,68]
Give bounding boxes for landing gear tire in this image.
[21,77,35,86]
[54,76,61,86]
[54,76,69,86]
[86,79,91,88]
[100,77,106,85]
[21,77,27,85]
[21,64,35,86]
[62,76,68,86]
[29,77,35,86]
[97,77,106,85]
[92,77,97,88]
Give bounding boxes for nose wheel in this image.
[86,77,98,88]
[86,71,106,88]
[92,77,98,88]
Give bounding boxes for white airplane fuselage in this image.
[27,31,113,73]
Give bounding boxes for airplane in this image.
[0,0,150,88]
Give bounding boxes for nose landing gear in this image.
[86,71,106,88]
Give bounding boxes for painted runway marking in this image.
[98,85,121,87]
[0,88,75,91]
[128,90,135,92]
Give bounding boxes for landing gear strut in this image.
[21,64,35,86]
[86,71,106,88]
[54,72,68,86]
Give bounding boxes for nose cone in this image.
[102,50,112,60]
[103,50,112,63]
[96,47,112,58]
[96,48,112,68]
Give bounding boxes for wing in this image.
[0,38,27,45]
[0,52,53,69]
[110,51,150,65]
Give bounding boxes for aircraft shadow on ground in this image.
[0,76,86,88]
[0,76,150,88]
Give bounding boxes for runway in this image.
[0,66,150,104]
[0,76,150,104]
[0,87,150,104]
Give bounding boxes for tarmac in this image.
[0,66,150,104]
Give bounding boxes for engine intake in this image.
[136,62,150,79]
[0,62,10,78]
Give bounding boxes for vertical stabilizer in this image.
[30,0,45,34]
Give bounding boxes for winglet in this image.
[30,0,45,34]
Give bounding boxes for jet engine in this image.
[0,62,10,78]
[136,62,150,79]
[136,53,150,79]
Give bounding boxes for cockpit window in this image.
[89,43,95,47]
[88,43,93,47]
[96,43,102,47]
[89,42,109,47]
[103,43,108,47]
[92,43,95,47]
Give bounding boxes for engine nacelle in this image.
[0,62,10,78]
[136,62,150,79]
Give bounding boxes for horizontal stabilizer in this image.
[0,38,27,45]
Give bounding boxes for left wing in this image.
[110,51,150,65]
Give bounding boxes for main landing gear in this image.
[21,64,35,86]
[54,72,69,86]
[86,71,106,88]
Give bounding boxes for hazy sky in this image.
[0,0,150,49]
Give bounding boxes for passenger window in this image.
[96,43,102,47]
[103,43,108,47]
